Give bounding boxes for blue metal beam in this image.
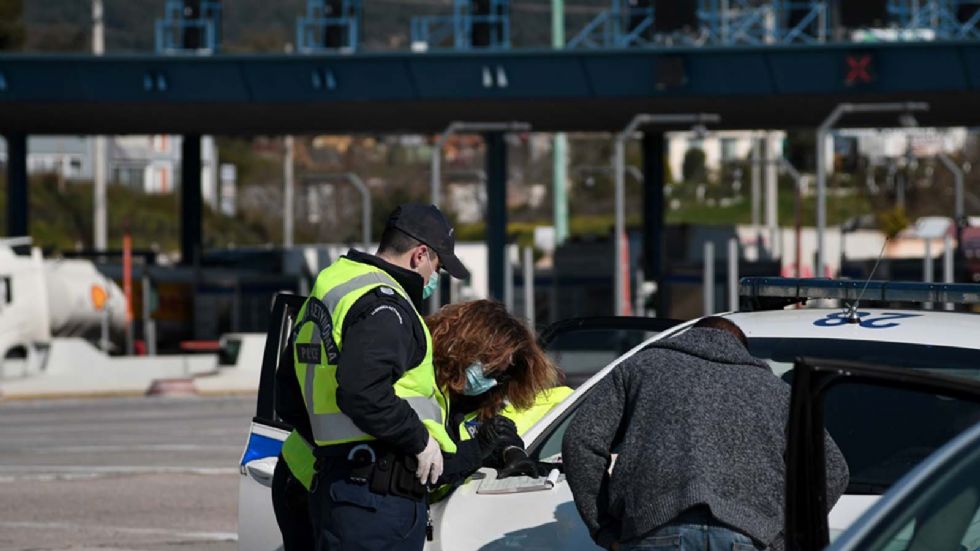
[1,42,980,132]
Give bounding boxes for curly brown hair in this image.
[426,300,560,420]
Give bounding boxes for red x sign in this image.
[845,54,874,85]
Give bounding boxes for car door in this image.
[431,316,685,551]
[237,293,306,551]
[784,358,980,551]
[829,420,980,551]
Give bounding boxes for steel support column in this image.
[181,134,202,265]
[486,132,507,301]
[642,131,665,315]
[5,133,28,237]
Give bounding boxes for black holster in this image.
[369,451,427,501]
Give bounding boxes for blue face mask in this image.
[462,361,498,396]
[421,253,440,300]
[422,270,440,300]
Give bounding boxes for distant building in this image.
[0,135,221,209]
[834,127,968,164]
[667,130,785,182]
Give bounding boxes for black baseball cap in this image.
[386,203,470,280]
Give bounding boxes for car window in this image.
[255,293,306,422]
[855,432,980,551]
[547,328,659,388]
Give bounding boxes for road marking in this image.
[0,520,238,541]
[31,444,241,453]
[0,465,238,482]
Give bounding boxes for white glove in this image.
[415,435,443,485]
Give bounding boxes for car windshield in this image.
[533,335,980,496]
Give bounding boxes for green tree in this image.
[878,206,910,239]
[682,147,707,183]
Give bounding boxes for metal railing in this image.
[409,0,510,51]
[568,0,980,49]
[888,0,980,40]
[296,0,361,53]
[155,0,222,54]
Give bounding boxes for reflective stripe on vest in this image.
[294,258,456,453]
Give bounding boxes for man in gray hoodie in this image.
[562,317,849,551]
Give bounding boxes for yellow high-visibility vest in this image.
[458,386,575,441]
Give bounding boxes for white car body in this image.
[238,305,980,550]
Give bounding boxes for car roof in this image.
[723,308,980,350]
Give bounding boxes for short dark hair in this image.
[377,226,437,259]
[378,226,421,255]
[693,316,749,348]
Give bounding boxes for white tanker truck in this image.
[0,238,126,375]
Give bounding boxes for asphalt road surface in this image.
[0,395,256,551]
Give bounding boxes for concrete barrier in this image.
[193,333,266,396]
[0,338,217,400]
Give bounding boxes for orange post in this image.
[123,234,133,323]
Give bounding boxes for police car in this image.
[238,278,980,550]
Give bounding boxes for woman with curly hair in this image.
[427,299,573,483]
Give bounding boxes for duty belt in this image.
[313,442,427,501]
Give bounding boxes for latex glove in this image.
[475,416,519,457]
[415,435,443,485]
[496,445,539,479]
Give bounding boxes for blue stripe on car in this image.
[240,431,284,466]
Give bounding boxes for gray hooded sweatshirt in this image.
[562,327,849,550]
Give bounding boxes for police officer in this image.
[278,203,511,551]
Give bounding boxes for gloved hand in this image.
[415,435,443,485]
[475,415,519,458]
[496,445,539,479]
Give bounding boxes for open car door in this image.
[237,293,306,551]
[784,358,980,551]
[430,315,684,550]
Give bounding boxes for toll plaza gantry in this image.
[5,39,980,300]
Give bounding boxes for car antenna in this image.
[844,237,890,324]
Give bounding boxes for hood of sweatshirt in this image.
[648,327,770,370]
